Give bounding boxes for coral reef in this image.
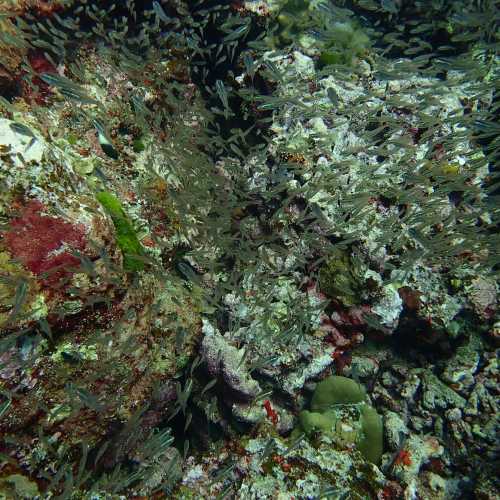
[0,0,498,498]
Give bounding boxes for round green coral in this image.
[298,376,383,464]
[311,375,367,411]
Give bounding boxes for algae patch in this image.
[96,191,145,271]
[318,249,365,306]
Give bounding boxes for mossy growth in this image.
[0,251,39,326]
[0,474,39,499]
[272,0,370,68]
[96,191,145,272]
[275,0,311,45]
[297,376,383,464]
[318,249,364,306]
[317,21,370,68]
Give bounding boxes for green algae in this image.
[132,137,146,153]
[318,250,365,306]
[272,0,371,68]
[0,474,39,499]
[96,191,145,272]
[276,0,310,44]
[0,251,45,326]
[318,21,371,68]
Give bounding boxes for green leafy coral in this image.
[96,191,145,272]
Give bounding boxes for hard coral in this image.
[3,200,87,285]
[298,376,384,464]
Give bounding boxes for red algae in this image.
[394,449,412,467]
[263,399,278,426]
[3,200,86,285]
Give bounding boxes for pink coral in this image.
[3,200,86,285]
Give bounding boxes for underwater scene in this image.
[0,0,498,498]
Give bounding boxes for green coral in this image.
[311,375,367,411]
[357,404,384,465]
[300,409,337,434]
[96,191,145,271]
[298,376,383,464]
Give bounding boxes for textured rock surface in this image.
[0,0,497,498]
